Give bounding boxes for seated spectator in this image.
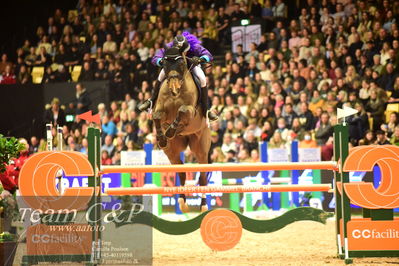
[35,47,52,67]
[315,112,333,145]
[102,116,117,138]
[94,61,109,80]
[358,130,376,145]
[260,121,274,142]
[211,147,226,163]
[309,90,325,115]
[299,131,318,148]
[101,135,115,157]
[42,66,56,83]
[79,61,94,81]
[268,131,286,148]
[375,130,390,145]
[221,133,236,155]
[80,138,88,154]
[365,89,386,131]
[17,65,31,84]
[112,151,121,165]
[101,150,112,165]
[298,102,315,131]
[0,54,13,73]
[288,117,305,141]
[282,103,297,128]
[250,149,259,162]
[103,34,117,54]
[275,117,289,141]
[226,149,237,162]
[0,65,16,84]
[390,126,399,146]
[29,136,39,154]
[243,130,258,154]
[55,65,71,82]
[237,148,251,162]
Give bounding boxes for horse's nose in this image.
[169,74,179,79]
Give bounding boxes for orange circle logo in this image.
[200,209,242,251]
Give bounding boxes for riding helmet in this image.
[173,35,190,53]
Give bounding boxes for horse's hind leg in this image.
[163,137,189,213]
[153,111,167,148]
[165,105,194,139]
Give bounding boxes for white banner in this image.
[121,151,146,166]
[152,150,171,165]
[267,148,289,162]
[231,24,261,52]
[298,148,321,162]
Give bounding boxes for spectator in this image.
[390,126,399,145]
[103,34,117,54]
[43,97,66,127]
[102,116,117,138]
[0,54,13,73]
[74,83,91,114]
[315,112,333,145]
[365,89,385,131]
[79,61,95,81]
[101,135,115,157]
[17,65,32,84]
[29,136,39,154]
[359,130,376,145]
[210,147,226,163]
[375,130,390,145]
[268,131,286,148]
[101,150,112,165]
[0,65,16,84]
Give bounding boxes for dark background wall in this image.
[0,81,109,139]
[0,0,78,60]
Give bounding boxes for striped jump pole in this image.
[101,161,337,174]
[105,184,332,196]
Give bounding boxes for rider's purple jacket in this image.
[151,32,213,67]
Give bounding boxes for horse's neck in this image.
[181,71,198,100]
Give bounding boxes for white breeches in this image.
[157,66,207,87]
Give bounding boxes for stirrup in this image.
[206,110,210,128]
[148,100,153,115]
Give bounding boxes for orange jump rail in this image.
[105,184,332,195]
[101,161,338,174]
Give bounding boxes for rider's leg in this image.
[192,66,218,122]
[138,70,165,111]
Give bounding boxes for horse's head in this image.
[163,46,188,96]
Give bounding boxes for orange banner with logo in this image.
[340,218,399,250]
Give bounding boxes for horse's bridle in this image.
[165,53,195,87]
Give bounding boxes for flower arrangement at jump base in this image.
[0,134,25,266]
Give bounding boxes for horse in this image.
[152,46,211,213]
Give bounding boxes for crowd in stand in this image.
[3,0,399,164]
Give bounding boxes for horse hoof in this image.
[165,127,177,139]
[157,135,167,148]
[178,198,189,213]
[200,204,208,213]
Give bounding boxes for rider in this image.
[138,32,219,122]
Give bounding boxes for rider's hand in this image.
[159,58,165,66]
[191,56,202,65]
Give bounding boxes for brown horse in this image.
[152,47,211,212]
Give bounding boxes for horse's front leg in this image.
[165,105,194,138]
[153,111,167,148]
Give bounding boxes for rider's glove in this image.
[191,56,203,65]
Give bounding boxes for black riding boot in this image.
[138,80,161,112]
[201,86,218,122]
